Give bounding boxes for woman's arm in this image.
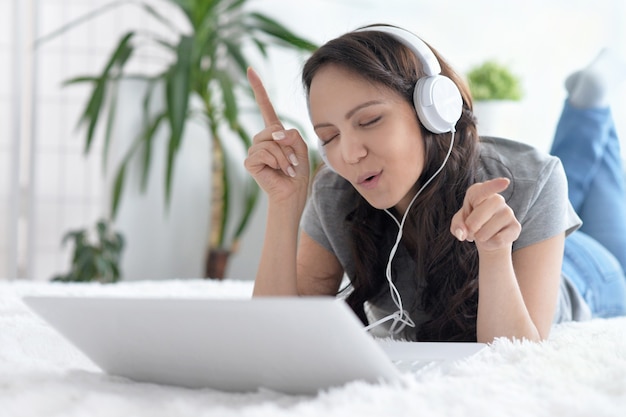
[451,177,562,343]
[246,68,343,297]
[252,192,344,298]
[254,208,344,296]
[252,197,306,296]
[475,235,564,342]
[245,67,309,296]
[296,232,344,296]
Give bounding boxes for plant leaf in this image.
[111,163,127,219]
[230,125,258,242]
[165,0,195,22]
[164,35,193,205]
[63,76,100,85]
[139,78,158,189]
[140,111,167,191]
[224,0,248,13]
[110,108,156,218]
[232,178,259,244]
[96,220,107,243]
[34,0,127,47]
[247,12,317,51]
[80,32,135,154]
[101,78,121,172]
[214,134,230,248]
[251,38,268,57]
[136,0,181,34]
[215,69,238,129]
[231,118,252,148]
[467,60,523,101]
[223,38,250,74]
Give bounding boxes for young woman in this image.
[244,24,626,343]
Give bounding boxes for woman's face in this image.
[309,64,426,213]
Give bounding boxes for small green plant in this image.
[467,60,523,101]
[52,219,124,283]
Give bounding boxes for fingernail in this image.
[288,153,299,166]
[287,166,296,177]
[454,228,465,241]
[272,131,285,140]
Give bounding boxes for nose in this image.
[340,133,367,165]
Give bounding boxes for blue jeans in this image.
[551,101,626,317]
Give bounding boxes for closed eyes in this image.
[319,115,383,146]
[359,116,382,127]
[321,135,338,146]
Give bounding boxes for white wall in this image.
[227,0,626,280]
[2,0,625,281]
[250,0,626,150]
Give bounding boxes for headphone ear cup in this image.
[414,75,463,134]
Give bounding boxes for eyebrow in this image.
[313,100,384,130]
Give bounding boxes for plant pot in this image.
[205,248,231,280]
[473,100,523,139]
[104,78,211,280]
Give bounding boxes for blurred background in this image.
[1,0,625,282]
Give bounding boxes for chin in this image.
[361,195,397,211]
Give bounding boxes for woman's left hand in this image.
[450,177,521,253]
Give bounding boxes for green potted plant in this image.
[38,0,317,279]
[466,60,523,101]
[52,219,124,283]
[466,59,524,138]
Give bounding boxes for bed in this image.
[1,278,624,417]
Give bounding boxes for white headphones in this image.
[318,25,463,170]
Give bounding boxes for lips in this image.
[356,170,382,189]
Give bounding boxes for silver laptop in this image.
[22,295,485,395]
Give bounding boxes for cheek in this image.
[321,142,340,170]
[392,127,426,171]
[395,148,424,187]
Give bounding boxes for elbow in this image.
[477,323,546,344]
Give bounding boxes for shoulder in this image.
[478,137,580,249]
[312,165,353,192]
[478,136,562,183]
[301,165,359,271]
[309,165,358,212]
[302,165,358,238]
[477,136,566,204]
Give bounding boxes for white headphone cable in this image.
[364,128,456,335]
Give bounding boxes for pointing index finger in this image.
[247,67,283,128]
[467,177,510,208]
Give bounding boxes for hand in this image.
[450,178,521,253]
[244,68,310,203]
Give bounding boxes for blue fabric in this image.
[551,101,626,318]
[562,231,626,317]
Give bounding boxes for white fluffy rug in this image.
[1,279,625,417]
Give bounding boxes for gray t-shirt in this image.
[301,137,587,339]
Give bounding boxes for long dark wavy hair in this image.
[302,25,482,341]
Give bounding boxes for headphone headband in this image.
[356,25,441,76]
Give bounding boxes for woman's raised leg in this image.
[550,49,626,271]
[550,49,626,318]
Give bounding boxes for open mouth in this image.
[357,171,382,188]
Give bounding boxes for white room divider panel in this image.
[0,0,19,280]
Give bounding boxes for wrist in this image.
[267,196,306,226]
[477,246,514,274]
[476,242,513,258]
